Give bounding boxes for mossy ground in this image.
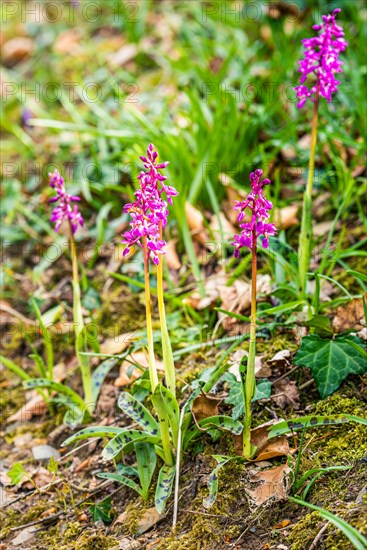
[2,373,365,549]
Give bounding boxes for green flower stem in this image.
[70,228,93,414]
[243,231,257,459]
[143,237,159,392]
[157,221,176,396]
[298,88,320,300]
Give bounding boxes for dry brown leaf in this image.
[7,392,47,423]
[75,458,92,473]
[333,293,367,333]
[246,464,291,505]
[272,379,300,409]
[209,212,236,240]
[2,38,34,65]
[165,239,181,270]
[234,419,291,461]
[273,205,299,230]
[192,394,220,421]
[136,507,162,534]
[100,332,137,355]
[281,145,296,161]
[297,134,312,150]
[22,467,54,489]
[0,472,11,486]
[54,30,81,54]
[273,519,292,529]
[269,349,291,367]
[114,351,164,387]
[185,202,208,244]
[107,44,138,67]
[185,272,272,332]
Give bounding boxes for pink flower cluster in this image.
[122,144,178,265]
[49,169,84,234]
[294,8,347,108]
[232,170,277,257]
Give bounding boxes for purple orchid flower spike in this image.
[232,169,277,257]
[122,144,178,265]
[49,169,84,234]
[294,8,348,108]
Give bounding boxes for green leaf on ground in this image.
[223,373,271,420]
[7,463,27,485]
[293,335,367,398]
[90,497,113,524]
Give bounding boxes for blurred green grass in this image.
[1,0,366,289]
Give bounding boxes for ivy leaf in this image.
[223,373,271,420]
[294,335,367,398]
[90,497,113,524]
[305,315,334,338]
[7,463,27,485]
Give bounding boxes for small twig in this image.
[272,365,300,384]
[299,379,314,391]
[309,522,328,550]
[1,478,63,509]
[181,509,228,518]
[9,480,113,532]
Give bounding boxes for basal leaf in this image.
[294,335,367,397]
[23,379,86,409]
[135,442,157,500]
[151,384,179,447]
[102,430,161,460]
[155,465,175,514]
[62,426,127,447]
[267,414,367,439]
[203,455,235,509]
[91,357,119,403]
[63,406,85,428]
[97,472,143,497]
[183,415,243,449]
[118,392,160,436]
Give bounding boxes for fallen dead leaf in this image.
[273,205,299,230]
[165,239,181,270]
[273,519,291,529]
[115,351,164,387]
[246,464,291,505]
[185,202,209,245]
[209,212,236,240]
[272,380,300,409]
[22,467,54,489]
[269,349,291,367]
[0,472,11,486]
[2,38,34,66]
[136,507,162,534]
[75,457,92,473]
[185,271,272,325]
[107,43,138,67]
[7,392,48,423]
[192,394,220,421]
[332,293,367,333]
[234,420,292,461]
[100,332,137,355]
[297,134,312,150]
[54,29,81,54]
